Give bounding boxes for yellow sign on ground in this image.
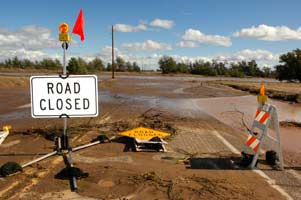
[119,127,170,140]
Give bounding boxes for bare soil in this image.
[216,80,301,103]
[0,74,300,199]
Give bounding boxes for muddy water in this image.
[106,91,301,154]
[194,96,301,153]
[0,72,279,82]
[0,75,299,153]
[99,74,279,82]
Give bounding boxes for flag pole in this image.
[112,25,115,79]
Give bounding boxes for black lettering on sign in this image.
[75,98,80,110]
[83,98,89,109]
[47,83,54,94]
[65,98,72,110]
[48,99,54,110]
[56,83,63,94]
[40,99,46,110]
[56,99,63,110]
[74,82,80,93]
[65,83,71,94]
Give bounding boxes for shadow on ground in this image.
[187,156,278,170]
[187,157,242,170]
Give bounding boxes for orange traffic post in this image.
[257,84,268,105]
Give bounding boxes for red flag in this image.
[72,9,85,41]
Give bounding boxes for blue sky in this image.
[1,0,301,69]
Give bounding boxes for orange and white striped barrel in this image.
[246,134,260,152]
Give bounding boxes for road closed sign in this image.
[30,75,98,118]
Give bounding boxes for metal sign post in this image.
[61,41,77,191]
[1,22,103,191]
[27,22,98,191]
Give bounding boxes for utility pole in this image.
[112,25,115,79]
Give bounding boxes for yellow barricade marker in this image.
[119,127,170,140]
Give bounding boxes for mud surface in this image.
[0,74,300,199]
[217,80,301,103]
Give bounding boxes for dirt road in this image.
[0,74,300,199]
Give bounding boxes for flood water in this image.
[0,74,299,153]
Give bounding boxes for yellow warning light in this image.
[3,125,12,132]
[59,23,69,33]
[59,22,71,42]
[257,84,268,105]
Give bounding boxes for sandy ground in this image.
[0,74,300,199]
[217,80,301,103]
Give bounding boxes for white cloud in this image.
[182,28,232,47]
[122,40,172,51]
[233,24,301,41]
[170,54,211,63]
[215,49,278,63]
[0,25,59,51]
[0,49,45,61]
[97,46,119,63]
[177,41,199,48]
[100,46,119,56]
[150,19,175,29]
[114,23,147,32]
[0,48,62,62]
[94,46,161,70]
[152,49,278,67]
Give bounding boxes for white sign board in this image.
[30,75,98,118]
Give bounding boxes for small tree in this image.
[158,56,177,74]
[125,61,133,72]
[116,56,126,72]
[22,59,34,69]
[176,62,189,73]
[106,63,112,71]
[4,59,13,68]
[67,57,87,74]
[12,56,21,68]
[40,58,61,70]
[132,62,141,72]
[276,49,301,82]
[88,58,104,72]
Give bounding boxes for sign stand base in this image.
[1,135,110,190]
[132,137,167,152]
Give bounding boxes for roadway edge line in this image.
[212,130,293,200]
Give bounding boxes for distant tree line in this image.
[0,56,63,70]
[158,56,274,78]
[2,48,301,81]
[0,56,141,74]
[67,56,140,74]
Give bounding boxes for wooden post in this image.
[112,25,115,79]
